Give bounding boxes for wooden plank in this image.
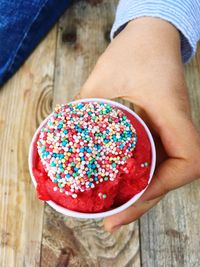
[41,1,140,266]
[0,27,57,267]
[140,46,200,267]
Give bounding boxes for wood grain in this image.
[140,47,200,267]
[53,0,117,104]
[0,27,57,267]
[1,1,199,266]
[41,1,140,267]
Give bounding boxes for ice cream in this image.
[31,101,152,213]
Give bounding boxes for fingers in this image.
[138,157,198,202]
[104,196,163,232]
[104,154,199,233]
[103,158,190,232]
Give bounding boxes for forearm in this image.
[111,0,200,63]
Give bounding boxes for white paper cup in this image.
[29,98,156,219]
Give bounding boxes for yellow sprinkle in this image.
[48,133,54,138]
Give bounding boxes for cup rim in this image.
[28,98,156,219]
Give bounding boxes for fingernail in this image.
[74,93,81,100]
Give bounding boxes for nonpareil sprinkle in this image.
[37,102,137,199]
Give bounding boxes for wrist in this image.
[121,17,182,65]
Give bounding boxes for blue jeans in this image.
[0,0,71,87]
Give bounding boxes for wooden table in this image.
[0,1,200,266]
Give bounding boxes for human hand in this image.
[76,17,200,232]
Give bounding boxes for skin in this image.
[76,17,200,232]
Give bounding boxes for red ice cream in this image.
[31,102,152,213]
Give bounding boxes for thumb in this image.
[140,157,197,201]
[103,157,198,232]
[75,61,121,100]
[75,78,116,100]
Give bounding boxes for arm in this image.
[111,0,200,63]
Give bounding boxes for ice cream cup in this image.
[29,98,156,219]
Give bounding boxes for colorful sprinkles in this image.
[141,162,149,168]
[37,102,137,198]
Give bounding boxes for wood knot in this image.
[56,248,70,267]
[104,29,111,42]
[166,229,181,238]
[86,0,103,5]
[62,29,77,44]
[166,229,189,241]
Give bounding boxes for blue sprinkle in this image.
[62,141,67,146]
[63,129,68,134]
[57,124,63,129]
[91,164,96,169]
[44,151,49,156]
[77,103,84,109]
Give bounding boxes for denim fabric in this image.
[0,0,71,87]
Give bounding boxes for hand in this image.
[76,18,200,232]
